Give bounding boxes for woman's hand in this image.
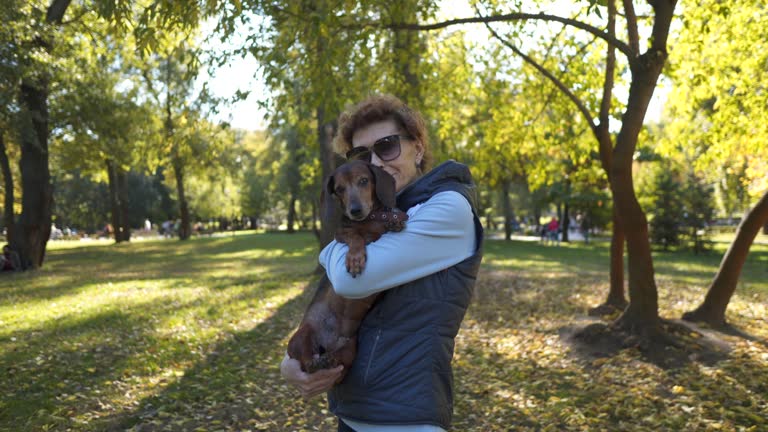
[280,353,344,400]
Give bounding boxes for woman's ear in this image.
[369,164,397,208]
[414,140,425,165]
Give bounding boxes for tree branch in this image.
[479,18,599,142]
[532,34,599,126]
[622,0,640,53]
[387,12,634,58]
[598,0,618,174]
[60,7,89,25]
[46,0,72,24]
[141,69,161,103]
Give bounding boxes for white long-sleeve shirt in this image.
[319,190,476,432]
[319,191,476,299]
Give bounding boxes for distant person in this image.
[50,223,63,240]
[144,218,152,231]
[580,215,591,244]
[161,220,173,238]
[0,245,21,272]
[547,217,560,246]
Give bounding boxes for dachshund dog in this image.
[287,160,408,376]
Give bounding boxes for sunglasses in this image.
[346,134,412,162]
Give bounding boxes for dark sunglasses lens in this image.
[346,147,371,161]
[373,136,401,161]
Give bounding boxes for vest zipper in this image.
[363,329,381,384]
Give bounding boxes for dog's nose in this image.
[350,205,363,217]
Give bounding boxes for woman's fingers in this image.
[281,354,345,400]
[300,365,344,399]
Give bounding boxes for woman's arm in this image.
[319,191,476,299]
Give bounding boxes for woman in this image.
[281,95,483,431]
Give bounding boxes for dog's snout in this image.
[349,204,363,217]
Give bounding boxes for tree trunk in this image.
[317,106,339,250]
[117,169,130,241]
[287,192,297,233]
[683,190,768,327]
[9,0,72,270]
[607,207,627,306]
[562,202,570,243]
[311,200,319,238]
[13,79,54,270]
[163,75,189,241]
[389,0,422,105]
[285,126,301,235]
[172,155,191,240]
[0,132,14,243]
[106,159,122,243]
[590,206,628,315]
[501,179,512,241]
[588,0,627,314]
[610,0,676,331]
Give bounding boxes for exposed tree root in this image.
[681,306,727,329]
[562,317,731,369]
[587,301,627,317]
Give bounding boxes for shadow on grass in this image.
[1,307,172,428]
[1,275,318,431]
[470,264,752,372]
[98,277,333,432]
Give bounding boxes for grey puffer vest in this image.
[328,160,484,429]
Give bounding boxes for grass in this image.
[0,231,766,431]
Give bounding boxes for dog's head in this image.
[323,160,397,222]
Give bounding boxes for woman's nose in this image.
[369,151,384,167]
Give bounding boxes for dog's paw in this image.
[345,251,366,277]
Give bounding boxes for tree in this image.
[138,37,233,240]
[663,0,768,326]
[2,0,225,265]
[0,3,23,240]
[680,169,715,254]
[236,0,442,250]
[51,171,110,233]
[458,1,631,313]
[389,0,678,339]
[6,0,74,269]
[51,37,155,243]
[238,130,274,228]
[642,163,684,250]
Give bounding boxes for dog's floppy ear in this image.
[321,174,341,224]
[369,164,397,208]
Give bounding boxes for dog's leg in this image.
[287,323,318,373]
[344,234,367,277]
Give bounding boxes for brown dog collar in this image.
[368,208,409,231]
[368,208,408,221]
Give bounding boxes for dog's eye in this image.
[359,177,369,186]
[335,186,345,195]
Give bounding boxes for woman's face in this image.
[351,119,424,193]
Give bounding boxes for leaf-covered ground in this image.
[1,232,766,431]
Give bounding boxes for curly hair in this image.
[334,94,433,172]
